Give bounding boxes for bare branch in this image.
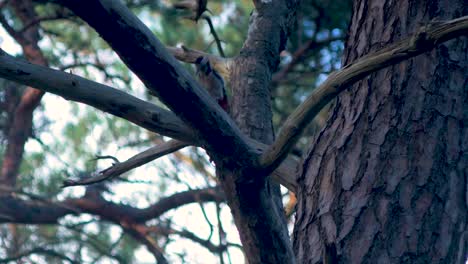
[0,187,224,224]
[134,187,224,221]
[202,15,225,57]
[260,15,468,171]
[0,49,197,143]
[63,140,189,187]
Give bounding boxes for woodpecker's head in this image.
[195,56,212,74]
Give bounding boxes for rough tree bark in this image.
[219,2,298,263]
[294,0,467,263]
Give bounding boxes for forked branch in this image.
[260,15,468,171]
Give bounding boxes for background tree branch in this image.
[0,186,224,224]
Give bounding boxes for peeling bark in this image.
[294,0,467,263]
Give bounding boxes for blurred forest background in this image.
[0,0,351,263]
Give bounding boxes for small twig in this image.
[146,224,232,254]
[216,201,227,264]
[198,202,214,241]
[202,15,225,57]
[93,155,120,163]
[0,12,19,40]
[60,61,132,86]
[19,13,75,34]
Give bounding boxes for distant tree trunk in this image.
[293,0,467,263]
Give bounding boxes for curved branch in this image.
[0,187,224,224]
[202,15,225,57]
[134,187,225,221]
[260,15,468,171]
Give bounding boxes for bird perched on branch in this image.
[195,56,229,111]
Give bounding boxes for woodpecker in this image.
[195,56,229,111]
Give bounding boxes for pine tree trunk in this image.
[293,0,467,263]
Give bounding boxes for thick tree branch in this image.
[260,15,468,171]
[0,187,224,224]
[58,0,255,164]
[0,49,196,143]
[221,0,300,263]
[63,139,189,186]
